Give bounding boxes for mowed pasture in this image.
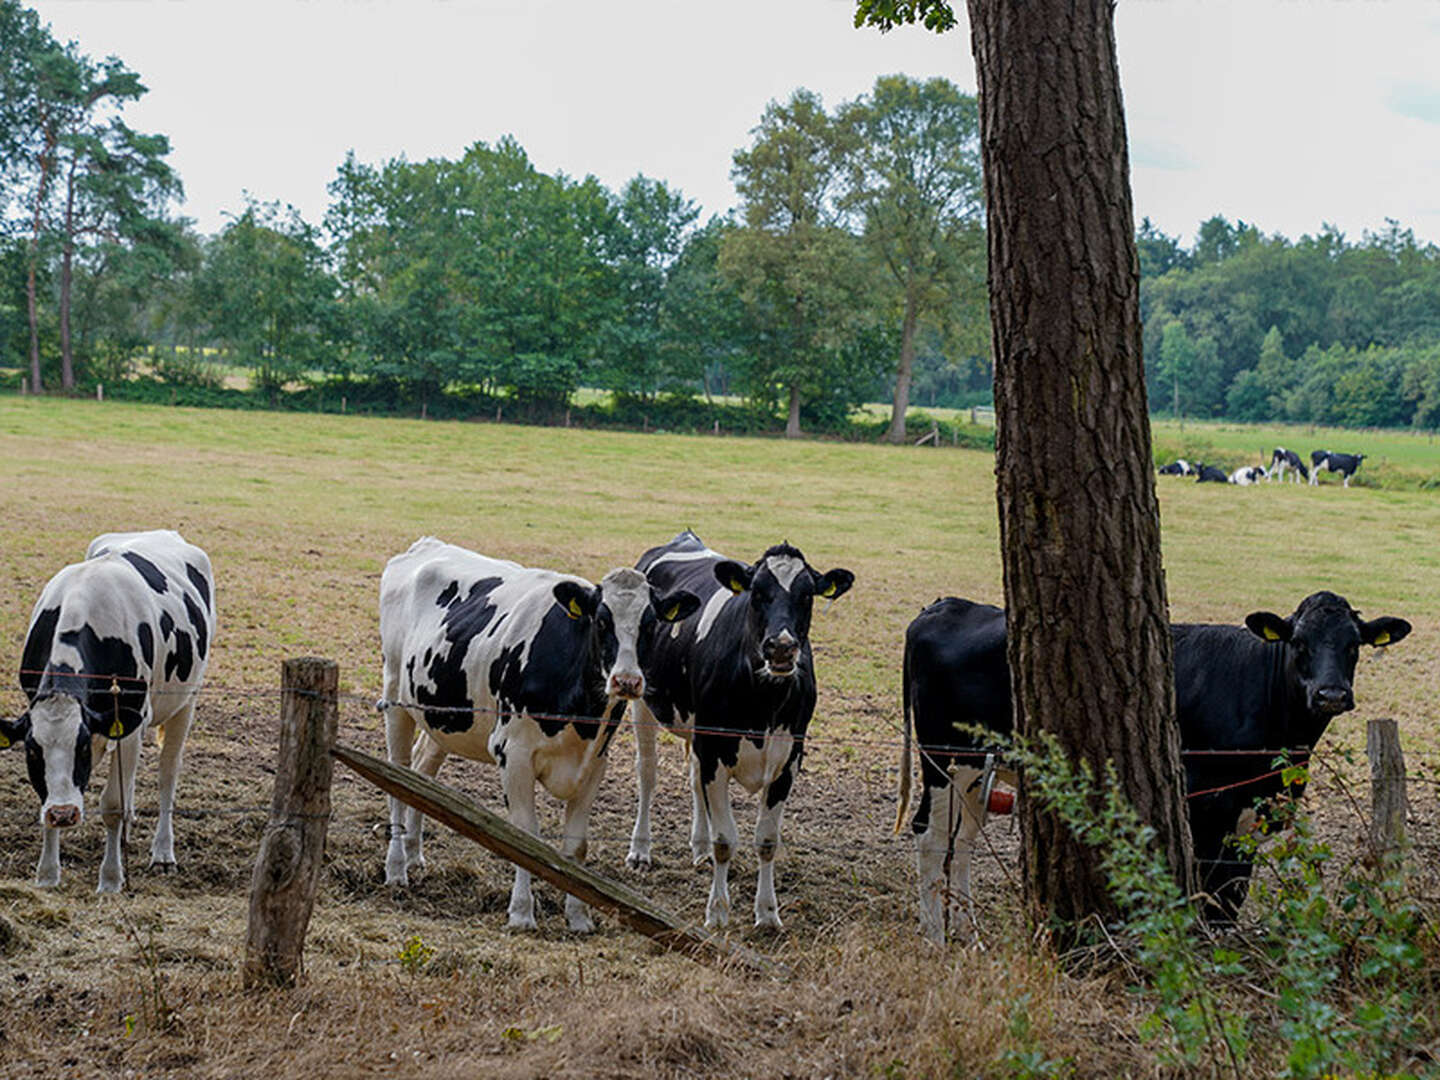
[1,396,1438,1078]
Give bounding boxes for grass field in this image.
[1,396,1437,1077]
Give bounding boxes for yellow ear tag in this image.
[567,597,584,619]
[0,734,9,749]
[1262,625,1282,642]
[664,603,681,621]
[726,577,745,595]
[820,582,837,599]
[1374,630,1391,646]
[109,719,125,738]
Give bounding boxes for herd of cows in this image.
[1159,446,1368,487]
[0,526,1412,944]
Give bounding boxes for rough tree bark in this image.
[966,0,1194,934]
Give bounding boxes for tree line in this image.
[5,0,1440,438]
[1,1,988,439]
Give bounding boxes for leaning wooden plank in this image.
[331,744,786,978]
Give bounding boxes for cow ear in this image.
[553,581,598,621]
[1360,616,1411,648]
[653,588,701,624]
[813,568,855,601]
[714,560,752,595]
[0,712,31,750]
[1244,611,1291,643]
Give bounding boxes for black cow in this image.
[898,592,1409,941]
[1311,450,1366,488]
[627,530,853,929]
[378,537,698,931]
[1,530,216,893]
[1268,447,1309,484]
[1196,464,1230,483]
[1158,459,1198,477]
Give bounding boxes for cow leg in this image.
[700,760,738,929]
[382,700,418,886]
[403,732,447,878]
[626,701,658,870]
[149,699,195,871]
[753,790,788,930]
[560,758,608,933]
[914,767,984,944]
[35,826,62,888]
[689,752,712,866]
[98,731,143,894]
[501,761,540,931]
[753,735,797,930]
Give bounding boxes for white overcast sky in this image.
[24,0,1440,248]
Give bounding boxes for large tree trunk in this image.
[886,289,921,444]
[785,383,802,438]
[967,0,1194,938]
[26,124,58,394]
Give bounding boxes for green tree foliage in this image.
[1,1,180,391]
[837,74,985,442]
[599,175,701,401]
[197,198,335,402]
[723,89,881,437]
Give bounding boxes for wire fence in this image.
[5,676,1437,865]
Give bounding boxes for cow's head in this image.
[712,543,855,679]
[553,569,699,701]
[1245,591,1410,717]
[0,694,95,829]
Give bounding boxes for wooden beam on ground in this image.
[331,744,785,979]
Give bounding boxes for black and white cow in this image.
[378,537,698,932]
[1,530,215,893]
[1195,464,1230,483]
[626,530,853,929]
[1268,447,1309,484]
[1310,450,1366,488]
[1230,465,1267,486]
[1158,460,1198,477]
[898,592,1409,941]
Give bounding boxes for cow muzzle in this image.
[761,637,799,678]
[608,673,645,700]
[44,804,82,829]
[1311,686,1354,716]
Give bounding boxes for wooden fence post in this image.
[243,657,339,990]
[1367,717,1408,858]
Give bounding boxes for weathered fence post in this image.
[243,657,338,990]
[1367,717,1408,858]
[96,383,103,402]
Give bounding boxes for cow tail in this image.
[894,645,913,834]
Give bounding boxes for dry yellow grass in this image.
[1,397,1438,1077]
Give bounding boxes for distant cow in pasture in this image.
[1158,459,1198,477]
[1230,465,1267,486]
[1310,450,1366,487]
[378,537,698,931]
[1268,447,1309,484]
[627,530,853,929]
[1196,464,1230,483]
[1,530,215,893]
[898,592,1410,942]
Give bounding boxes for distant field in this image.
[0,396,1436,1077]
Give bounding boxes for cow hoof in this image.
[507,914,539,932]
[385,871,410,888]
[754,912,783,932]
[97,877,124,895]
[625,852,653,871]
[149,859,177,874]
[692,852,713,869]
[567,914,595,934]
[34,871,60,889]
